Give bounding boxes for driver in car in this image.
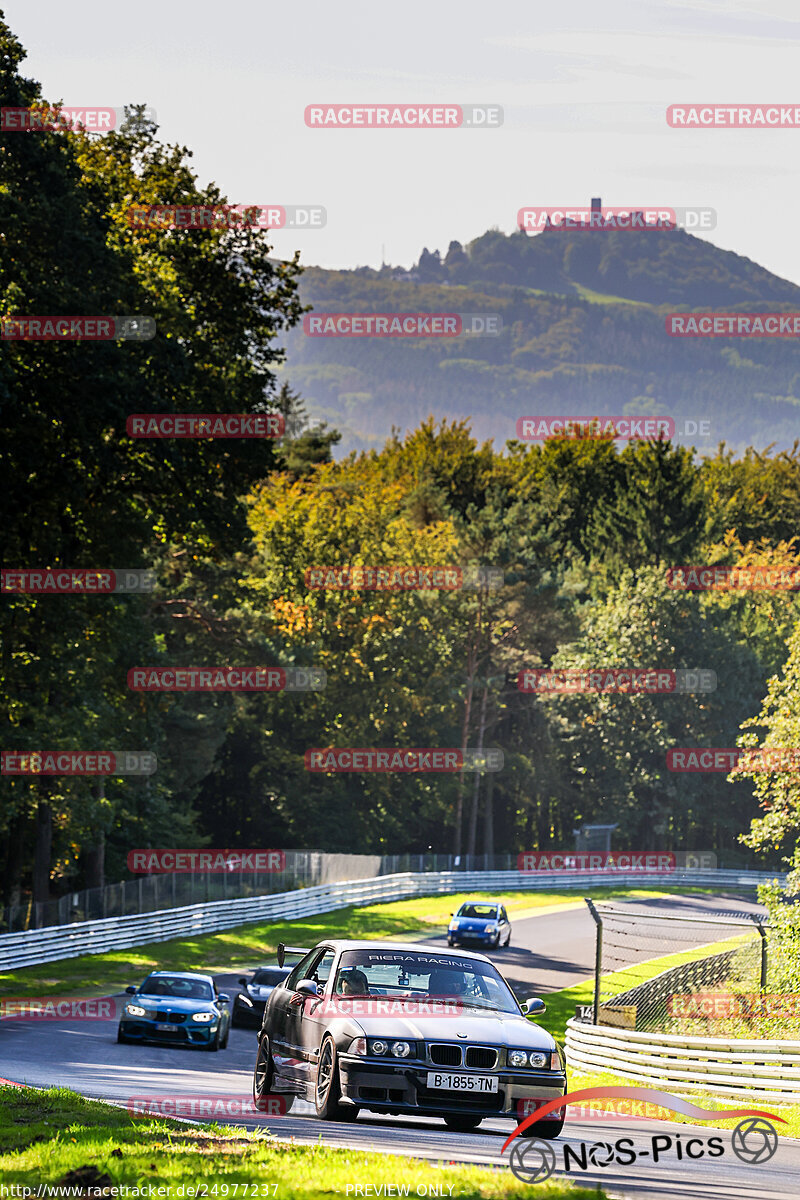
[428,968,471,999]
[336,967,369,996]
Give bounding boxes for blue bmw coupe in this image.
[117,971,231,1050]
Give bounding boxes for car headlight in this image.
[486,925,498,933]
[508,1049,528,1068]
[349,1037,367,1055]
[448,922,459,930]
[529,1051,548,1069]
[125,1004,146,1017]
[191,1012,215,1023]
[550,1050,562,1071]
[390,1040,411,1058]
[370,1039,389,1055]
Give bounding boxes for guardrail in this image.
[0,867,782,971]
[565,1016,800,1104]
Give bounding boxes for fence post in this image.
[754,918,768,989]
[585,898,603,1025]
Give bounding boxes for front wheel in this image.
[315,1037,358,1121]
[443,1114,482,1132]
[205,1027,221,1051]
[117,1027,130,1044]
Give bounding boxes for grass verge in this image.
[565,1067,800,1139]
[542,931,755,1042]
[0,1085,605,1199]
[2,887,699,1001]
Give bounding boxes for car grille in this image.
[466,1046,497,1069]
[429,1044,462,1067]
[144,1010,187,1023]
[416,1085,503,1113]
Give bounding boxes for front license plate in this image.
[426,1072,498,1092]
[156,1022,179,1031]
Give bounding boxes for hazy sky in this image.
[6,0,799,283]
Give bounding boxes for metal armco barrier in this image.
[565,1016,800,1104]
[0,868,782,971]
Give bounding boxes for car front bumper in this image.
[448,930,497,944]
[338,1056,566,1117]
[118,1019,219,1046]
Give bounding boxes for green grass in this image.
[2,887,697,1001]
[573,284,649,307]
[565,1067,800,1139]
[0,1086,606,1198]
[543,932,755,1042]
[537,934,800,1137]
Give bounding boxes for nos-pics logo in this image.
[504,1088,782,1184]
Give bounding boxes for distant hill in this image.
[280,224,800,455]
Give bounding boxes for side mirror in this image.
[524,997,546,1016]
[238,977,248,986]
[125,986,137,995]
[218,992,230,1004]
[296,979,319,996]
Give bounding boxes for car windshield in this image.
[139,975,213,1001]
[252,969,288,986]
[333,950,520,1014]
[457,904,499,919]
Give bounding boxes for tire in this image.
[220,1023,229,1049]
[205,1027,221,1052]
[117,1027,130,1044]
[315,1037,359,1122]
[505,934,511,947]
[443,1114,482,1132]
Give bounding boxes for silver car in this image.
[252,940,566,1135]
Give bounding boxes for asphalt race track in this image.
[2,893,797,1199]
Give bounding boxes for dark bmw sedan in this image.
[233,966,291,1027]
[118,971,231,1050]
[252,941,566,1134]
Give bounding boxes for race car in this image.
[447,901,511,948]
[252,940,566,1134]
[233,965,292,1027]
[117,971,231,1050]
